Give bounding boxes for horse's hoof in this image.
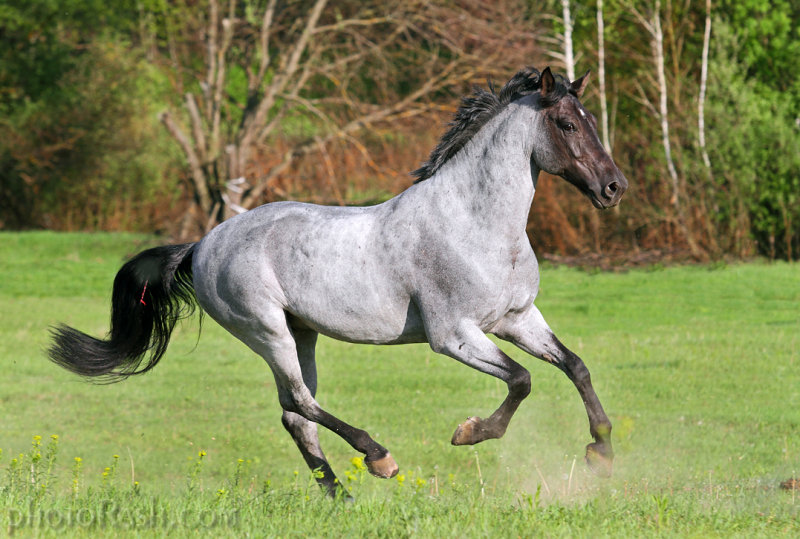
[365,452,399,479]
[451,416,482,446]
[585,442,613,477]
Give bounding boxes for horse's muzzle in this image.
[594,175,628,209]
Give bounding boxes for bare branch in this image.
[243,0,328,147]
[210,0,236,161]
[280,0,327,90]
[317,22,408,74]
[252,0,277,92]
[185,93,207,162]
[158,0,546,235]
[242,59,476,208]
[626,2,655,36]
[256,47,321,144]
[241,150,296,207]
[313,16,393,34]
[159,111,213,214]
[632,80,659,118]
[315,136,345,205]
[204,0,219,118]
[278,93,337,132]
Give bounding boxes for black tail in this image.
[48,243,198,383]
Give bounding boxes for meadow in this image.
[0,232,798,537]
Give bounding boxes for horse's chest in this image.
[483,269,537,324]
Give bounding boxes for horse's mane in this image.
[411,66,571,182]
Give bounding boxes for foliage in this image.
[718,0,800,113]
[0,2,181,231]
[705,20,800,259]
[0,0,138,108]
[0,1,799,259]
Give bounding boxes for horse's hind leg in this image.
[493,305,614,476]
[278,329,341,496]
[242,306,398,480]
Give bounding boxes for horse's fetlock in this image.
[350,428,375,451]
[510,369,531,397]
[596,421,612,438]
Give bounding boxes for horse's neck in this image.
[428,107,539,235]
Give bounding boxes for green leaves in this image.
[706,18,800,258]
[719,0,800,108]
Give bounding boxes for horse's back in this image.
[192,200,426,344]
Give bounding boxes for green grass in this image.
[1,231,799,537]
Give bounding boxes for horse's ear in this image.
[570,70,591,98]
[541,67,555,98]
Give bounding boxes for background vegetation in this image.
[1,233,798,536]
[1,0,798,259]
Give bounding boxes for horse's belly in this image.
[282,277,426,345]
[289,307,427,345]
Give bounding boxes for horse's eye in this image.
[557,120,576,132]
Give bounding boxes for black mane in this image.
[411,67,571,182]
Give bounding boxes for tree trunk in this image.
[561,0,575,81]
[596,0,611,153]
[652,1,679,209]
[698,0,712,173]
[629,0,702,258]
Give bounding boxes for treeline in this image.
[1,0,798,260]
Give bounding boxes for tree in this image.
[155,0,541,237]
[596,0,611,153]
[705,19,800,260]
[697,0,712,175]
[627,0,702,258]
[0,0,178,231]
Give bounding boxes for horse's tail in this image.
[48,243,198,383]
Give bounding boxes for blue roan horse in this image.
[49,66,628,495]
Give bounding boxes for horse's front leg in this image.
[493,305,614,476]
[429,322,531,446]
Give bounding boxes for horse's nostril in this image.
[604,182,619,198]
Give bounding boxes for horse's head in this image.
[531,67,627,209]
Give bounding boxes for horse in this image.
[48,66,628,496]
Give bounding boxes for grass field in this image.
[1,231,799,537]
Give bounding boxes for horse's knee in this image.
[277,382,319,417]
[427,335,451,356]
